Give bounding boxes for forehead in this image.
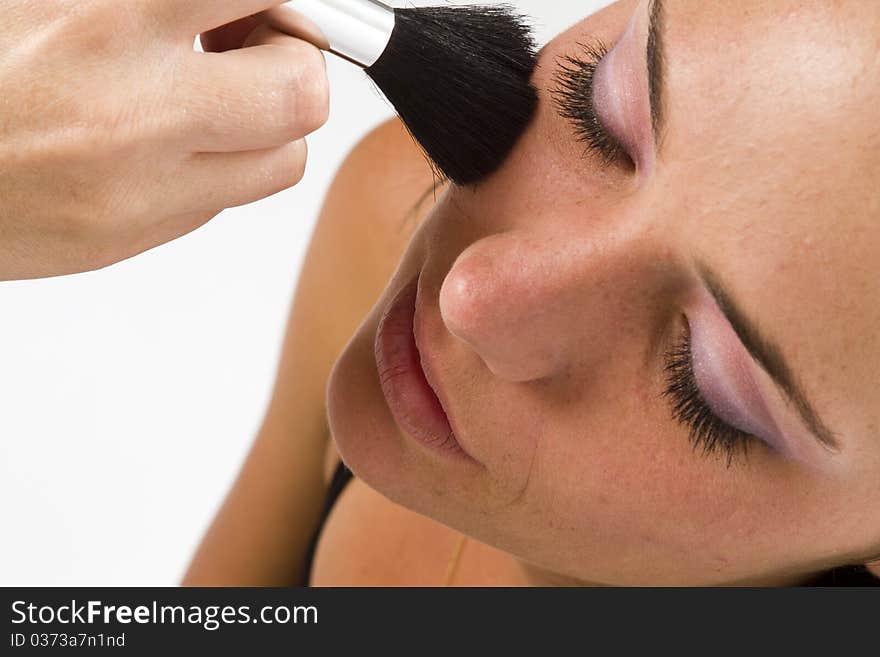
[657,0,880,237]
[663,0,880,172]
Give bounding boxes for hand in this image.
[0,1,329,280]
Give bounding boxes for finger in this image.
[178,140,310,212]
[179,32,329,153]
[200,16,261,52]
[154,1,291,35]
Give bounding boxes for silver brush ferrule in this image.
[278,0,396,67]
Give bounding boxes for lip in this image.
[374,273,472,461]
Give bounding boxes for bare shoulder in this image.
[318,116,440,263]
[181,119,439,586]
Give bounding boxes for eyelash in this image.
[552,40,631,168]
[662,321,756,466]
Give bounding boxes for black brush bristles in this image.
[366,5,539,186]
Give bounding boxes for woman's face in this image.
[328,0,880,585]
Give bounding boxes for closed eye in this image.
[551,40,634,170]
[663,320,757,467]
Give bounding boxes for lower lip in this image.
[374,275,468,459]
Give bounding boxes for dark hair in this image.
[805,565,879,587]
[367,5,539,186]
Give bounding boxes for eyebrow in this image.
[646,0,666,145]
[698,265,840,451]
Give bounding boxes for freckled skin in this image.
[328,0,880,585]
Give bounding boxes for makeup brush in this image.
[268,1,539,185]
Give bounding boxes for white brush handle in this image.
[278,0,395,67]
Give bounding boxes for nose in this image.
[439,225,643,383]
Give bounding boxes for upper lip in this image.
[412,276,462,444]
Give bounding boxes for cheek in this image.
[512,374,809,582]
[531,376,706,526]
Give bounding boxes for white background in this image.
[0,0,608,585]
